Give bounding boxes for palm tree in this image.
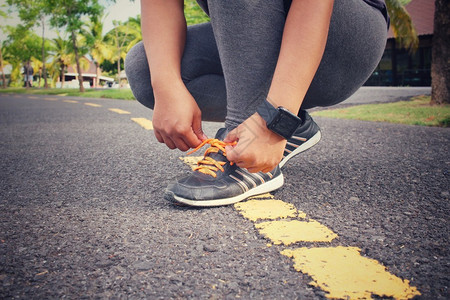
[386,0,419,51]
[83,13,113,88]
[124,15,142,52]
[49,35,73,88]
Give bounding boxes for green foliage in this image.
[2,26,44,85]
[184,0,209,25]
[311,96,450,128]
[386,0,419,51]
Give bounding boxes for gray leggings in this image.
[125,0,387,129]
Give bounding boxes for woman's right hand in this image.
[152,81,208,152]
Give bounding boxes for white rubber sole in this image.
[166,173,284,207]
[279,131,322,168]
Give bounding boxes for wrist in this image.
[151,73,184,93]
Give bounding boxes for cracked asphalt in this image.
[0,92,448,299]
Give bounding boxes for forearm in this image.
[267,0,334,113]
[140,0,186,90]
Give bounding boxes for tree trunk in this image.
[41,17,48,89]
[95,62,99,88]
[115,25,121,89]
[71,31,85,93]
[431,0,449,104]
[0,46,6,88]
[61,63,65,88]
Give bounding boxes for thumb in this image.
[223,128,239,143]
[192,114,207,141]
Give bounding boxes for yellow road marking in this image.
[84,102,102,107]
[131,117,153,130]
[179,156,203,170]
[281,246,421,299]
[63,100,78,103]
[256,219,337,245]
[28,96,39,99]
[44,97,57,101]
[235,199,302,221]
[177,158,420,299]
[248,193,274,200]
[109,108,131,115]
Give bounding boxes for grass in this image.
[0,87,136,100]
[2,88,448,128]
[311,95,450,127]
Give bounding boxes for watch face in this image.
[268,108,302,138]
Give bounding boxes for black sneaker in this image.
[279,110,321,168]
[164,129,284,207]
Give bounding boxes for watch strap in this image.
[256,98,278,125]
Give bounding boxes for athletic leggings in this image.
[125,0,388,129]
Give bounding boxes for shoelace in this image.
[187,138,237,177]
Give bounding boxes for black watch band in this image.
[256,98,302,139]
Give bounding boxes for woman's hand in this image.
[152,82,207,151]
[224,113,286,173]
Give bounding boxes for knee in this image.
[125,42,155,109]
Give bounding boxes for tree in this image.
[386,0,419,51]
[44,0,103,92]
[82,13,113,88]
[0,7,8,88]
[105,20,132,88]
[431,0,449,104]
[48,35,72,88]
[7,0,50,88]
[3,26,42,87]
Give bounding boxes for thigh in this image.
[302,0,388,109]
[125,22,224,114]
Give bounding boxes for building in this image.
[365,0,434,86]
[62,58,114,88]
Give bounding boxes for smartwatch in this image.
[256,98,302,139]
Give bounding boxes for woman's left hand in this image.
[224,113,286,173]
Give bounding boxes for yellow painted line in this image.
[28,96,40,99]
[235,199,302,221]
[179,156,204,170]
[63,100,78,103]
[177,158,420,299]
[131,117,153,130]
[44,97,58,101]
[84,102,102,107]
[247,193,274,200]
[109,108,131,115]
[256,219,337,245]
[281,246,421,299]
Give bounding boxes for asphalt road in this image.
[0,93,448,299]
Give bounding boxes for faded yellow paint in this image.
[281,246,421,299]
[235,199,303,221]
[248,193,274,199]
[84,102,102,107]
[28,96,39,99]
[131,118,154,130]
[255,219,337,245]
[63,100,78,103]
[44,97,57,101]
[179,156,204,170]
[109,108,131,114]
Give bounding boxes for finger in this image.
[223,128,239,143]
[173,137,190,152]
[192,115,208,141]
[154,130,164,144]
[225,145,238,163]
[161,135,177,150]
[182,130,202,149]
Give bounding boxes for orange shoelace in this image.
[187,138,237,177]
